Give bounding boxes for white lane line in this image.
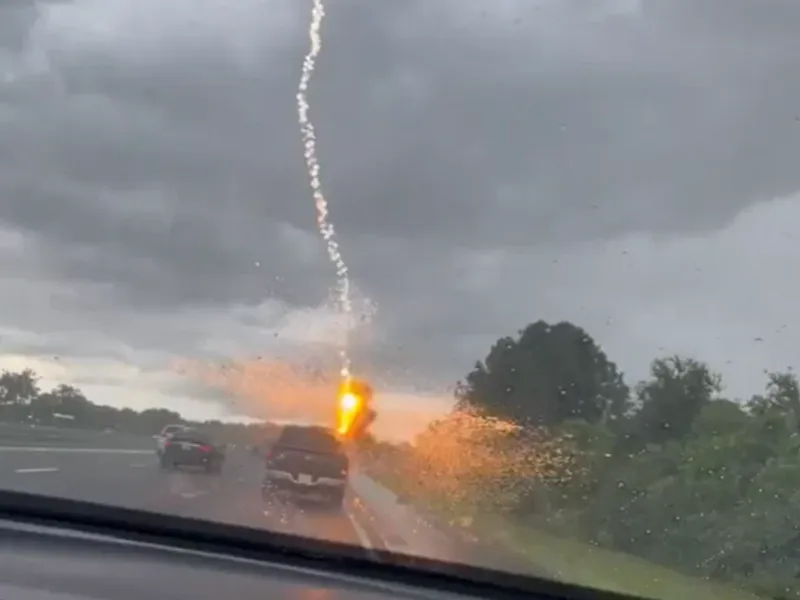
[15,467,59,474]
[129,463,148,468]
[349,496,408,553]
[0,447,151,454]
[345,509,377,559]
[179,490,209,499]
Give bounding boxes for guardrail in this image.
[0,422,154,449]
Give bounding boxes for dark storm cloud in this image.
[0,0,798,402]
[9,0,798,252]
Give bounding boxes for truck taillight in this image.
[266,450,284,465]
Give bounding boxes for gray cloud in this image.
[0,0,798,418]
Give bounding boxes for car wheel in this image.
[159,456,171,470]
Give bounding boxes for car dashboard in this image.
[0,490,625,600]
[0,520,474,600]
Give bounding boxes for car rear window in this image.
[162,425,184,436]
[276,425,341,454]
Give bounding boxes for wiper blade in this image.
[0,490,644,600]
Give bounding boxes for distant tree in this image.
[51,384,90,411]
[0,367,285,448]
[745,393,771,416]
[456,320,630,427]
[134,408,184,435]
[690,398,750,437]
[765,370,800,428]
[631,356,721,445]
[0,368,40,405]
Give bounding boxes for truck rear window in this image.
[276,425,341,454]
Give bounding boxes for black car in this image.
[262,425,348,510]
[159,429,225,474]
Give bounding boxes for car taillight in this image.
[199,445,212,452]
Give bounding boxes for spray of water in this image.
[297,0,352,379]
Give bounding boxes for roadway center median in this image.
[0,422,154,451]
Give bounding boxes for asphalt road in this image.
[0,445,556,600]
[0,446,379,550]
[0,446,425,561]
[0,446,503,600]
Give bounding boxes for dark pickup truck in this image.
[262,425,348,511]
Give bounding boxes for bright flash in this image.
[336,391,362,435]
[340,393,359,412]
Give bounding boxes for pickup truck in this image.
[262,425,348,511]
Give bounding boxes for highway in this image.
[0,445,457,564]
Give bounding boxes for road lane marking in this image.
[15,467,59,474]
[129,463,148,468]
[349,496,409,553]
[179,490,209,499]
[0,447,152,454]
[345,509,377,559]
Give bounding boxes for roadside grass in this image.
[368,468,765,600]
[472,514,764,600]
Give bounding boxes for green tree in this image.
[632,356,721,445]
[456,320,630,427]
[0,368,272,441]
[368,318,800,598]
[0,368,40,405]
[752,370,800,432]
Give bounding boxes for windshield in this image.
[0,1,795,599]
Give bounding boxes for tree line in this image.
[0,368,277,444]
[363,320,800,600]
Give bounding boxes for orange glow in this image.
[336,391,362,435]
[173,357,340,426]
[335,377,372,437]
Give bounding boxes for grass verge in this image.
[472,515,763,600]
[368,468,764,600]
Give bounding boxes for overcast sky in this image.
[1,0,799,438]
